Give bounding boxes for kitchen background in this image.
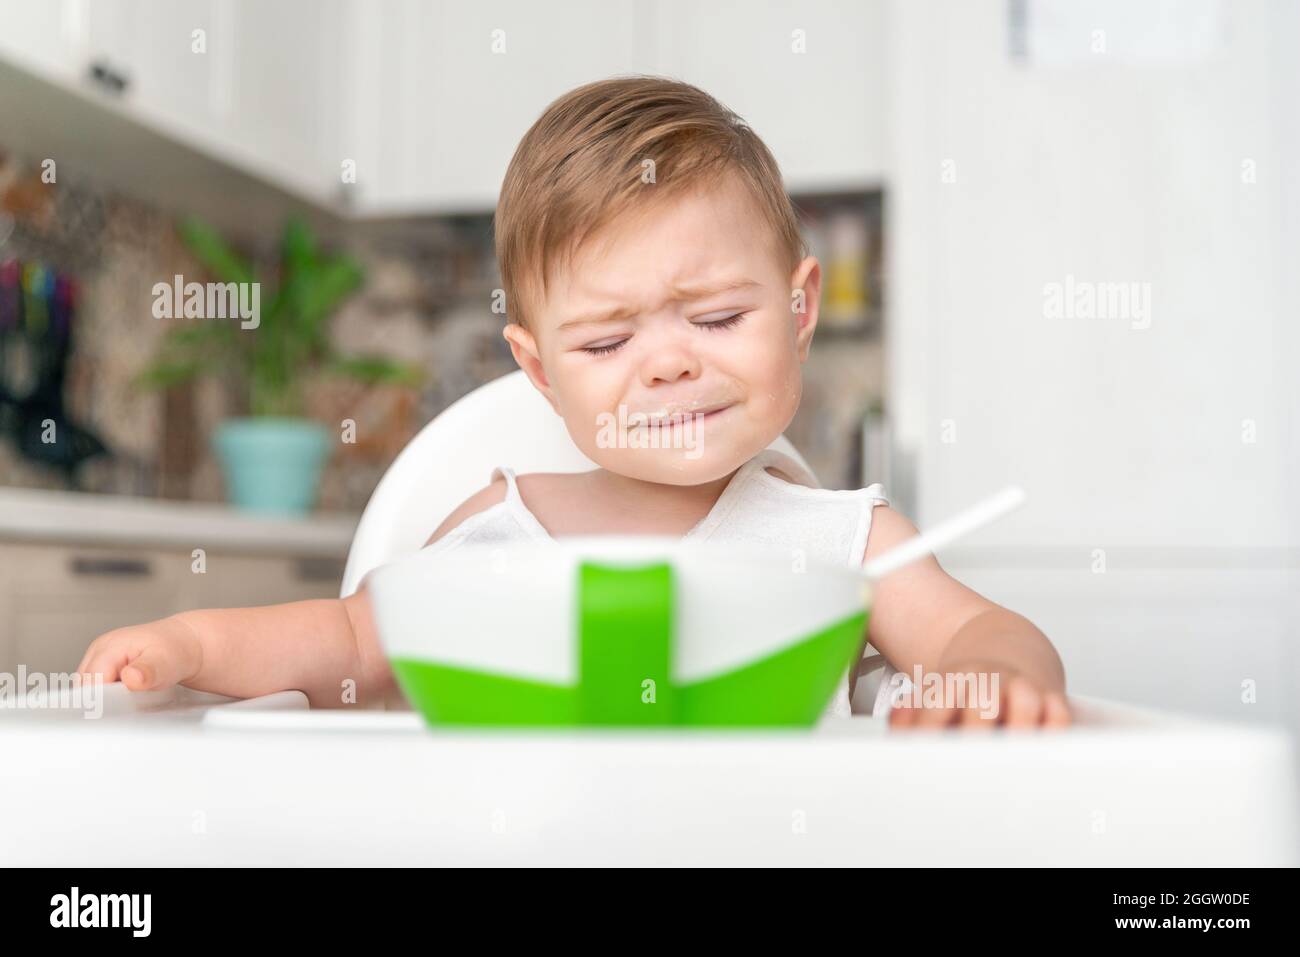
[1,0,1296,735]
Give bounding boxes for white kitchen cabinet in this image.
[344,0,885,214]
[7,1,220,121]
[75,0,240,164]
[649,0,887,193]
[120,0,346,203]
[345,0,654,214]
[0,0,344,211]
[125,0,227,133]
[226,0,347,202]
[0,0,78,79]
[1,1,889,218]
[80,0,141,85]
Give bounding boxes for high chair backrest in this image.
[340,369,818,596]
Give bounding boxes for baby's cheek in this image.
[550,379,614,452]
[563,405,613,462]
[751,358,802,429]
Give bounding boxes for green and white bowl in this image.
[366,537,873,727]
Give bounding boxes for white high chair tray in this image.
[0,692,1294,866]
[5,681,309,722]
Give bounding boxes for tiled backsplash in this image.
[0,150,883,510]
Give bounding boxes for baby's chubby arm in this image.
[861,505,1070,730]
[77,589,391,710]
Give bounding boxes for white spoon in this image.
[860,485,1027,586]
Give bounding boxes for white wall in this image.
[886,0,1299,730]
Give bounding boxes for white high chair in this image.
[339,369,893,715]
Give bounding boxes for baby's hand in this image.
[77,616,204,692]
[888,660,1071,731]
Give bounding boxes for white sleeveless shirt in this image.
[424,447,889,719]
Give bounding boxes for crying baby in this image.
[79,76,1069,730]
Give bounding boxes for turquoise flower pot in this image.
[213,418,330,515]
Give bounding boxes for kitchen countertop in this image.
[0,486,359,557]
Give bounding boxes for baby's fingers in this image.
[78,643,130,685]
[957,700,997,730]
[1042,691,1072,728]
[1003,677,1045,728]
[914,702,958,728]
[890,698,958,730]
[119,647,188,692]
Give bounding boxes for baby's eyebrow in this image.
[558,278,761,331]
[670,278,761,300]
[557,304,639,332]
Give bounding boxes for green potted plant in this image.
[139,217,422,514]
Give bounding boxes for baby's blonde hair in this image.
[494,75,806,333]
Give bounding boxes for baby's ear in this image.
[790,256,821,358]
[501,323,557,410]
[500,322,534,367]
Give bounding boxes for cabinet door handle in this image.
[69,556,153,578]
[87,60,130,96]
[294,557,346,583]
